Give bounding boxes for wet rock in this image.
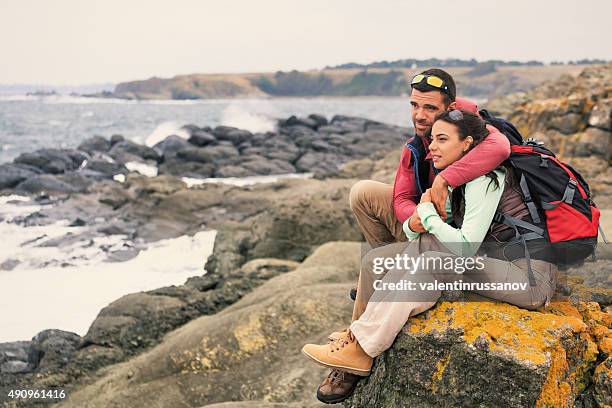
[0,258,20,271]
[110,134,125,145]
[14,148,87,174]
[281,115,318,129]
[16,174,80,194]
[158,160,216,178]
[294,152,340,176]
[212,126,253,145]
[31,329,81,372]
[78,135,111,154]
[0,341,40,374]
[187,130,217,147]
[318,124,349,134]
[241,158,296,175]
[84,159,128,177]
[108,140,161,164]
[0,163,42,189]
[308,113,328,127]
[180,145,240,163]
[153,135,192,160]
[331,115,368,132]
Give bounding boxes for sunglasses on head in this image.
[448,109,463,121]
[411,74,449,93]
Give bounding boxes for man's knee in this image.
[361,243,407,276]
[349,180,386,211]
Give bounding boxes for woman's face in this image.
[429,120,473,169]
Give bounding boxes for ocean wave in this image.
[144,121,191,147]
[0,195,217,342]
[183,172,314,188]
[220,102,277,133]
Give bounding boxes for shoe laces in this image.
[328,329,356,352]
[328,369,347,385]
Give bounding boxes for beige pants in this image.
[349,180,407,247]
[349,234,558,358]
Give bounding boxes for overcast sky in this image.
[1,0,611,85]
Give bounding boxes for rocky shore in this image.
[0,64,610,407]
[0,114,408,196]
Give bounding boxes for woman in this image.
[302,110,558,402]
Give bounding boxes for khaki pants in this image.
[349,180,406,247]
[349,234,558,358]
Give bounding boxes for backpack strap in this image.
[599,224,609,244]
[518,174,541,224]
[540,179,579,210]
[493,213,544,287]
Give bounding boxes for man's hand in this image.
[409,213,426,233]
[431,175,449,220]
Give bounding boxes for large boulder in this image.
[51,242,361,408]
[588,99,611,130]
[294,152,341,176]
[240,157,296,175]
[15,174,82,194]
[80,256,301,357]
[153,135,192,160]
[108,140,161,164]
[0,341,40,374]
[187,130,217,147]
[77,136,111,155]
[158,160,216,178]
[14,149,87,174]
[178,145,240,164]
[31,329,82,373]
[205,178,361,276]
[212,126,253,145]
[348,301,601,408]
[0,163,42,189]
[280,115,319,130]
[84,159,128,177]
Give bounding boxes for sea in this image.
[0,95,414,343]
[0,95,415,164]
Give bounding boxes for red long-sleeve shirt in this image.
[392,98,511,223]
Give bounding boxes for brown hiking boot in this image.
[316,369,361,404]
[302,329,372,376]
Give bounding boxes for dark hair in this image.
[434,109,489,146]
[433,110,502,217]
[411,68,456,106]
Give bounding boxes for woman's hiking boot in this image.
[302,329,372,376]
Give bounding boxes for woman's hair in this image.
[433,109,501,219]
[433,109,490,147]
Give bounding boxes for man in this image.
[314,68,510,404]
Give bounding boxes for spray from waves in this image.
[220,102,278,133]
[144,121,191,147]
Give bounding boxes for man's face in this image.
[410,89,448,137]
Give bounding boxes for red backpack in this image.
[480,110,606,286]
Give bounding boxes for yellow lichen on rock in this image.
[233,314,268,354]
[408,301,588,366]
[431,353,451,394]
